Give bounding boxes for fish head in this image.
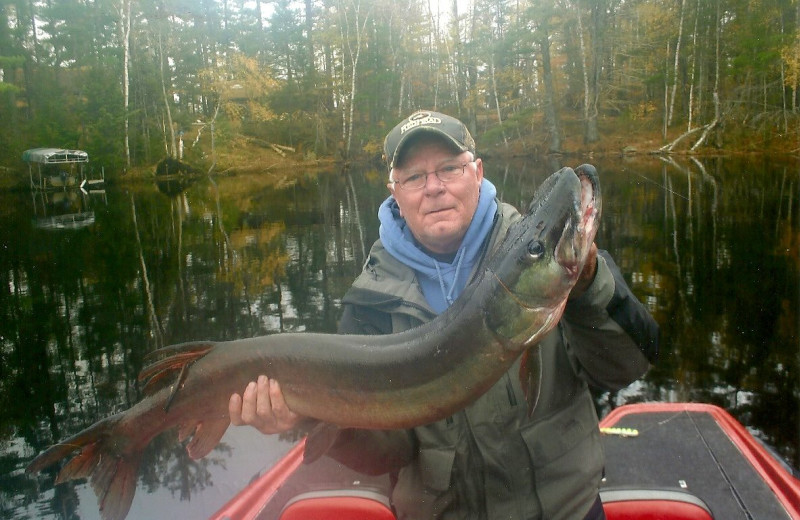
[485,165,601,348]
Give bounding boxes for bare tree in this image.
[339,0,372,159]
[687,0,699,131]
[118,0,132,167]
[575,0,599,144]
[668,0,686,127]
[538,26,562,153]
[158,29,177,158]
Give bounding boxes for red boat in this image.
[210,403,800,520]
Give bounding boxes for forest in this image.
[1,0,800,177]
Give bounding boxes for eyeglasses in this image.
[390,162,473,191]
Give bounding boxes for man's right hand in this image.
[229,375,302,434]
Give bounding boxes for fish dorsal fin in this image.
[178,421,196,443]
[138,342,215,397]
[186,417,229,460]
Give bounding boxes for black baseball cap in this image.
[383,110,475,171]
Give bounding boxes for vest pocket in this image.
[519,392,598,466]
[519,393,604,519]
[418,447,457,491]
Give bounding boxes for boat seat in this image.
[601,488,714,520]
[279,488,396,520]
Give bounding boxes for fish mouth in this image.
[555,167,600,277]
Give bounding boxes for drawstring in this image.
[433,248,466,307]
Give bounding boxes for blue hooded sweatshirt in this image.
[378,178,498,314]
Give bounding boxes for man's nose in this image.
[423,171,445,191]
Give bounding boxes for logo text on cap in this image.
[400,112,442,134]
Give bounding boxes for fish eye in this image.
[527,240,545,260]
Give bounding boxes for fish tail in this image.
[26,413,142,520]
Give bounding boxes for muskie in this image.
[26,165,601,520]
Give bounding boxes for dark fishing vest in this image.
[339,202,606,520]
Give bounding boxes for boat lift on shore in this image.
[22,148,104,191]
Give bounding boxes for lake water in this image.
[1,155,798,519]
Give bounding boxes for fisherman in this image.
[229,110,659,520]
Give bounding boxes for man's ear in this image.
[387,182,404,217]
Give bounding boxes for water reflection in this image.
[0,156,797,519]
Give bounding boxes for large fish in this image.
[26,164,601,520]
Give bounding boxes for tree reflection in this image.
[139,434,232,501]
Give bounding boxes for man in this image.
[229,110,659,519]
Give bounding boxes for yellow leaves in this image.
[247,100,274,124]
[222,103,245,129]
[780,30,800,88]
[230,55,278,99]
[360,138,382,157]
[632,101,659,120]
[222,222,290,292]
[200,53,277,125]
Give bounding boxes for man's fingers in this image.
[228,376,302,434]
[228,392,244,425]
[268,379,300,427]
[240,380,262,425]
[255,375,272,417]
[268,379,286,412]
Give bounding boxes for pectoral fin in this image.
[303,422,340,464]
[519,347,543,416]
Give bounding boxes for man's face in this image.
[389,140,483,255]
